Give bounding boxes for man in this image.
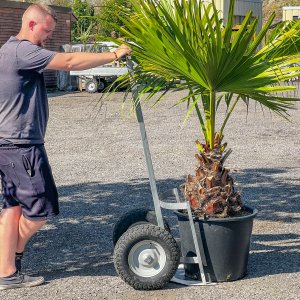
[0,3,131,290]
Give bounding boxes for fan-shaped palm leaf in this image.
[115,0,300,149]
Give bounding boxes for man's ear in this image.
[28,20,36,31]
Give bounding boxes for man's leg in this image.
[0,206,46,277]
[17,214,47,254]
[0,145,58,290]
[15,214,47,273]
[0,206,21,277]
[0,206,46,290]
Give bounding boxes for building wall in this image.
[0,0,73,87]
[203,0,263,31]
[223,0,262,31]
[282,7,300,21]
[208,0,224,16]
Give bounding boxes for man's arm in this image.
[45,44,131,71]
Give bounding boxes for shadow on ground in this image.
[25,167,299,281]
[235,167,300,222]
[248,233,300,278]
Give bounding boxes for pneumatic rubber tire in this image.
[98,78,107,92]
[112,208,171,245]
[85,79,98,93]
[113,223,180,290]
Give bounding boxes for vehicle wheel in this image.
[114,224,180,290]
[98,78,107,92]
[85,79,98,93]
[112,208,171,245]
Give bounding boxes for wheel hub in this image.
[139,251,157,267]
[128,240,167,277]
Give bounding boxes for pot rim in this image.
[174,205,258,223]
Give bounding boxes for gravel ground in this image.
[2,89,300,300]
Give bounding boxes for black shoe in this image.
[0,272,44,290]
[15,253,23,273]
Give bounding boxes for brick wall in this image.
[0,0,73,88]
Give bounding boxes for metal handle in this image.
[127,58,165,229]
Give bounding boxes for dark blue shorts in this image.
[0,144,59,220]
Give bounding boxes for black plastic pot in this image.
[175,206,258,282]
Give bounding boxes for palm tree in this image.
[115,0,300,217]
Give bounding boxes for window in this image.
[233,15,255,26]
[293,16,299,20]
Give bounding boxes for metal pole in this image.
[127,59,165,229]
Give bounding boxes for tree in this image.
[114,0,300,217]
[25,0,71,6]
[47,0,71,6]
[97,0,133,37]
[263,0,300,25]
[71,0,99,42]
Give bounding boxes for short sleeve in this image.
[16,40,56,73]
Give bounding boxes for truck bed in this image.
[70,67,128,77]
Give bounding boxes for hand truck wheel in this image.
[113,223,180,290]
[112,208,171,245]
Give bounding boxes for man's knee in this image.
[0,206,22,222]
[19,214,47,232]
[21,214,47,224]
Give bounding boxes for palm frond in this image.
[112,0,300,146]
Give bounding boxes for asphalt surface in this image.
[2,88,300,300]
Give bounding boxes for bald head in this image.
[22,3,58,25]
[17,3,57,47]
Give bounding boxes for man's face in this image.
[33,15,56,47]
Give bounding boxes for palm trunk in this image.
[182,142,243,217]
[183,92,243,217]
[208,90,216,150]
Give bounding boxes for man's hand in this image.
[114,44,132,60]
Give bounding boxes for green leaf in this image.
[109,0,300,149]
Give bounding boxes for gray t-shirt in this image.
[0,36,56,144]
